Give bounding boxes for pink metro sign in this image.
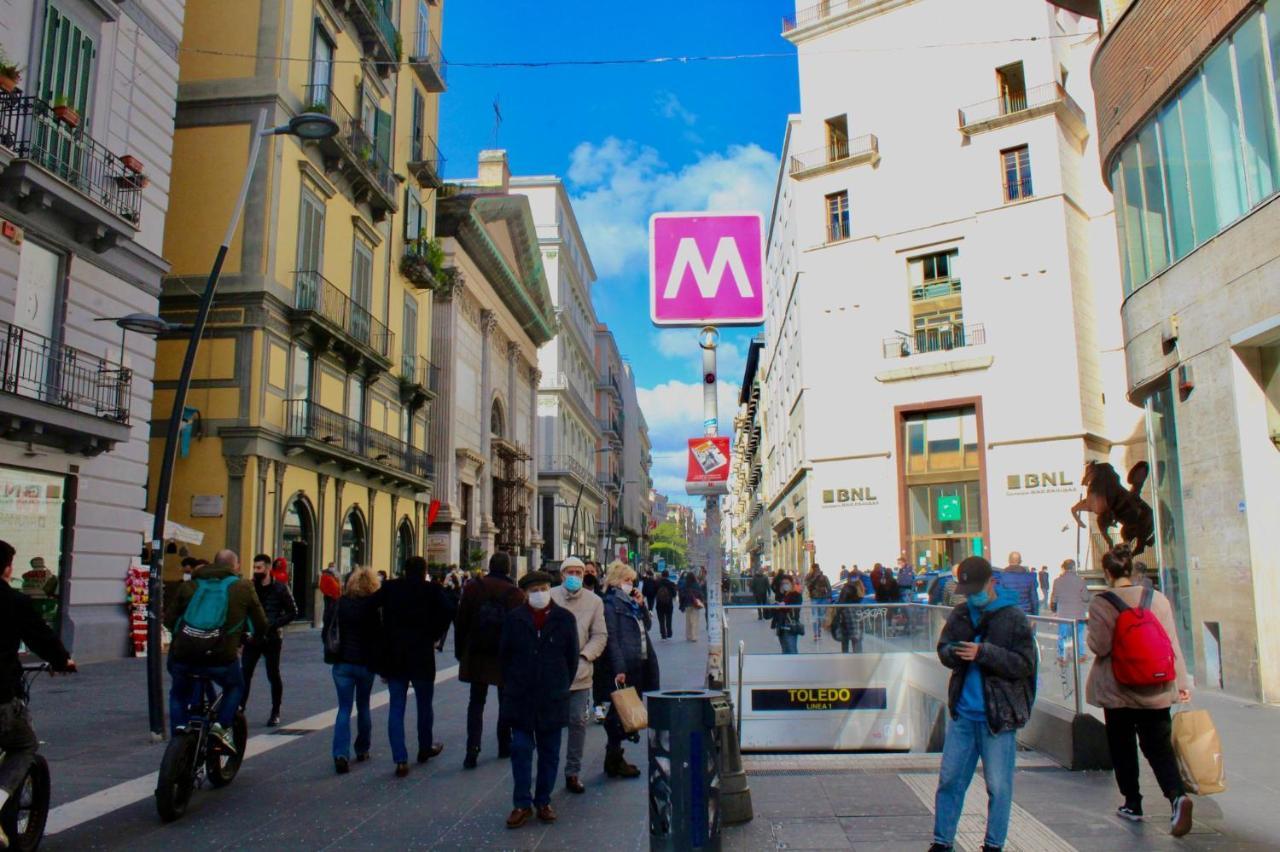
[649,211,765,326]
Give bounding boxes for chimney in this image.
[477,149,510,192]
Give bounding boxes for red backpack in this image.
[1101,587,1176,687]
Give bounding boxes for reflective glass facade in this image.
[1111,0,1280,295]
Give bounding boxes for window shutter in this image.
[39,5,97,117]
[375,108,393,166]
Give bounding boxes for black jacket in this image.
[455,572,525,685]
[377,576,455,679]
[654,578,677,609]
[1,584,71,704]
[252,577,297,636]
[602,590,660,692]
[937,602,1038,734]
[323,593,383,668]
[498,604,579,732]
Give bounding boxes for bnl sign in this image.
[649,212,765,326]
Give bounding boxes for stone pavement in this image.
[20,606,1280,850]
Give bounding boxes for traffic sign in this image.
[649,211,765,326]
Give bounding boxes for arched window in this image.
[490,398,505,439]
[340,506,367,572]
[394,517,415,575]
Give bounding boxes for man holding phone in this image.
[930,556,1037,852]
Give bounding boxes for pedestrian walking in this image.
[601,561,659,779]
[654,569,677,639]
[805,564,831,641]
[930,556,1037,852]
[678,571,703,642]
[501,571,579,829]
[896,557,915,603]
[1038,565,1051,607]
[550,557,607,795]
[455,551,526,768]
[271,556,290,586]
[322,566,383,774]
[770,578,804,654]
[751,570,771,620]
[378,556,455,778]
[1049,559,1091,663]
[641,569,657,612]
[319,561,342,608]
[839,565,850,583]
[994,551,1040,615]
[831,579,863,653]
[1086,544,1193,837]
[873,563,900,604]
[242,553,297,727]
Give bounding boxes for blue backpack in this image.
[174,576,243,661]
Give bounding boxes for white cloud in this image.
[568,138,779,279]
[652,330,745,383]
[655,91,698,127]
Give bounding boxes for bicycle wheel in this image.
[0,755,50,852]
[206,712,248,787]
[155,731,199,822]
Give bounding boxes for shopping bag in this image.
[1172,709,1226,795]
[610,686,649,733]
[823,607,837,631]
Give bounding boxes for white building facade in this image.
[763,0,1141,576]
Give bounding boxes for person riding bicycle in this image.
[164,549,267,753]
[1,540,75,851]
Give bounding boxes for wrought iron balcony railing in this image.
[409,29,447,92]
[408,133,445,189]
[596,469,622,490]
[301,84,397,217]
[595,370,622,397]
[782,0,864,33]
[0,318,131,423]
[958,82,1086,131]
[346,0,399,70]
[0,94,143,224]
[398,352,439,401]
[293,270,394,361]
[911,277,962,302]
[285,399,433,480]
[541,372,595,420]
[882,323,986,359]
[788,134,878,176]
[539,455,598,487]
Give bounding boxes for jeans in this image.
[466,681,511,754]
[1103,707,1186,807]
[331,662,375,759]
[933,716,1016,849]
[656,605,674,638]
[511,726,563,809]
[777,630,799,654]
[0,699,38,799]
[811,605,825,637]
[387,674,434,764]
[168,658,244,733]
[241,634,283,714]
[1056,622,1087,660]
[563,688,592,777]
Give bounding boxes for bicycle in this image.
[0,663,53,852]
[154,674,248,822]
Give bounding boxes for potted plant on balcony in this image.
[303,100,330,115]
[399,233,439,287]
[121,155,144,173]
[51,95,80,128]
[0,49,20,93]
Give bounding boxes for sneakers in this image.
[334,756,350,774]
[208,723,237,754]
[1117,803,1144,822]
[266,712,281,727]
[1170,795,1193,837]
[927,844,952,852]
[463,747,479,769]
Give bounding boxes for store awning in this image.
[140,514,205,546]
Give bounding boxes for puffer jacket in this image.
[937,601,1037,735]
[253,577,297,636]
[323,593,383,668]
[995,566,1040,615]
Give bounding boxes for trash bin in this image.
[646,688,727,851]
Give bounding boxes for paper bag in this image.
[610,686,649,733]
[1172,709,1226,795]
[823,607,837,630]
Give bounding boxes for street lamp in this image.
[144,108,338,738]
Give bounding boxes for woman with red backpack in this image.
[1086,543,1193,837]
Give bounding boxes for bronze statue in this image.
[1071,461,1155,556]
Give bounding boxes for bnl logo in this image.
[649,212,765,326]
[1007,472,1075,489]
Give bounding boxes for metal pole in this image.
[566,478,585,558]
[146,109,271,737]
[700,330,725,689]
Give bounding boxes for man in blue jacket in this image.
[995,551,1039,615]
[499,571,579,829]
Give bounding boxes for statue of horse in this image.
[1071,461,1155,556]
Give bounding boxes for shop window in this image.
[1,468,68,633]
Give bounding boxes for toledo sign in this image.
[649,211,765,326]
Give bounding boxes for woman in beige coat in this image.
[1085,544,1193,837]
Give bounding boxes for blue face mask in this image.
[967,589,991,608]
[563,575,583,593]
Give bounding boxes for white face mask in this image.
[781,583,792,594]
[620,582,634,596]
[528,590,551,610]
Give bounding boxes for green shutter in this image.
[39,5,96,116]
[375,108,392,166]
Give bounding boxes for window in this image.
[405,190,423,241]
[908,249,960,300]
[902,406,984,569]
[1001,145,1033,201]
[289,345,311,400]
[346,374,364,422]
[825,191,850,242]
[402,294,418,365]
[410,91,425,162]
[309,24,334,101]
[825,114,849,161]
[415,0,431,57]
[351,240,374,343]
[907,250,963,353]
[996,61,1027,114]
[38,5,96,118]
[296,190,325,273]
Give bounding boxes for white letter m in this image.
[662,236,753,300]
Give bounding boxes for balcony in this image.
[0,318,132,455]
[782,0,863,34]
[539,454,602,493]
[301,84,397,221]
[407,134,445,190]
[408,29,447,93]
[911,277,962,302]
[595,370,622,398]
[291,270,394,371]
[789,134,879,179]
[398,353,438,406]
[958,82,1087,142]
[345,0,399,75]
[0,94,143,246]
[598,415,623,442]
[596,469,622,492]
[285,400,433,485]
[882,323,986,359]
[541,372,595,422]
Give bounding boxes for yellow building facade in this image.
[152,0,449,620]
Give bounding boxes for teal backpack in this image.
[174,576,244,661]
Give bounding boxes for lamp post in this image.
[145,109,338,738]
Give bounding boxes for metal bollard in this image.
[646,689,722,851]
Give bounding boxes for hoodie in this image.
[955,594,1017,721]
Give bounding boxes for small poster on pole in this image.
[686,436,731,496]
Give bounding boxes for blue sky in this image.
[439,0,798,504]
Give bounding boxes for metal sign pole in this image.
[700,327,724,689]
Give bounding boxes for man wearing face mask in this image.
[930,556,1037,852]
[242,553,297,727]
[549,557,607,795]
[499,571,579,829]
